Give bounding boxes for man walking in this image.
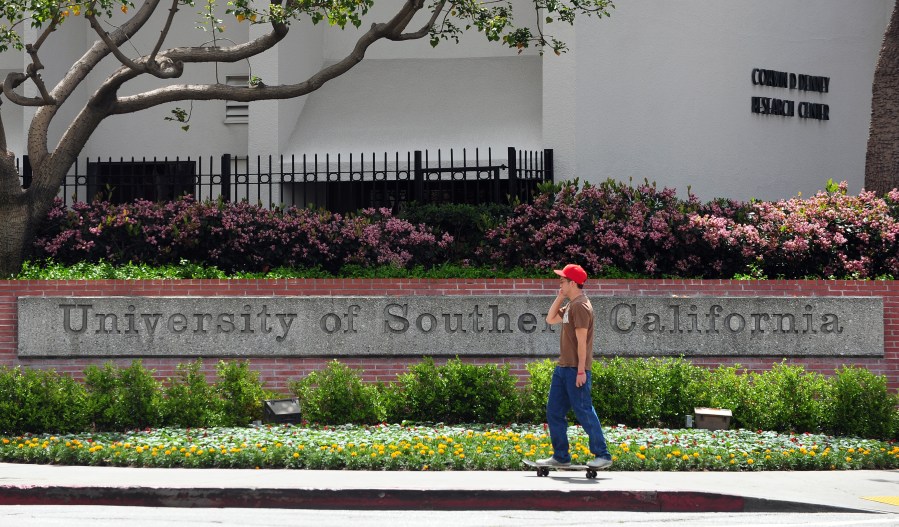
[537,264,613,470]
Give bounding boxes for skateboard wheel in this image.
[586,470,597,479]
[537,467,550,477]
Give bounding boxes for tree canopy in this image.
[0,1,614,277]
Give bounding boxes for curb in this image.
[0,486,867,513]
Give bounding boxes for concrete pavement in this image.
[2,463,899,513]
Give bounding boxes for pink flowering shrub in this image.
[33,179,899,279]
[691,181,899,279]
[481,179,899,279]
[478,179,752,278]
[34,198,452,273]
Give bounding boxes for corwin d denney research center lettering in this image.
[17,296,883,358]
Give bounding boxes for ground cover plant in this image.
[1,424,897,472]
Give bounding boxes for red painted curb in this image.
[0,486,856,513]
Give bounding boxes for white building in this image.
[0,0,892,202]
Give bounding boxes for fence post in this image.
[543,148,554,183]
[220,154,231,202]
[22,155,32,189]
[507,146,518,199]
[413,150,424,202]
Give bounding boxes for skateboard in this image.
[522,459,599,479]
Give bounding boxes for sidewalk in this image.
[1,463,899,513]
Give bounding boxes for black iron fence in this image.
[20,147,553,213]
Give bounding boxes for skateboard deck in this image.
[522,459,599,479]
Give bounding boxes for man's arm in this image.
[575,327,589,387]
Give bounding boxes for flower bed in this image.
[2,424,896,471]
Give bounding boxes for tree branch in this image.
[3,73,48,106]
[388,0,446,41]
[111,1,423,114]
[149,0,181,65]
[28,0,165,176]
[96,19,290,105]
[85,11,148,75]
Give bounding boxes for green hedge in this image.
[1,358,896,440]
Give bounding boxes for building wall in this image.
[559,0,893,201]
[0,1,893,201]
[1,279,894,393]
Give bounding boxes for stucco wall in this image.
[0,1,894,201]
[559,0,893,201]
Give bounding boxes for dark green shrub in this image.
[215,360,266,426]
[0,367,89,434]
[828,366,898,439]
[399,202,512,262]
[519,359,556,423]
[162,360,224,427]
[440,359,519,424]
[84,361,162,431]
[696,365,752,428]
[745,362,830,433]
[652,357,707,428]
[592,357,663,427]
[391,358,520,424]
[391,358,446,422]
[290,360,382,424]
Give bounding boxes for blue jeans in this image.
[546,366,611,463]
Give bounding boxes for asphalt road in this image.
[1,507,898,527]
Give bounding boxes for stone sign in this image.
[598,297,882,357]
[17,296,883,358]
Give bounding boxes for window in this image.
[225,75,250,124]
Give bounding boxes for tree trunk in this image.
[865,0,899,196]
[0,199,35,278]
[0,152,47,278]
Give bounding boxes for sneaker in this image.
[536,456,570,467]
[587,457,613,470]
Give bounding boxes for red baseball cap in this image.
[554,264,588,285]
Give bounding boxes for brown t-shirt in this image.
[558,294,595,371]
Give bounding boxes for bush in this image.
[389,358,520,424]
[84,361,162,431]
[29,179,899,280]
[478,179,752,278]
[744,362,830,433]
[519,359,556,423]
[162,360,224,428]
[34,198,453,274]
[215,360,267,426]
[0,367,89,434]
[290,360,383,424]
[592,357,666,427]
[399,202,512,263]
[828,366,898,439]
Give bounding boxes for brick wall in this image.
[1,279,895,393]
